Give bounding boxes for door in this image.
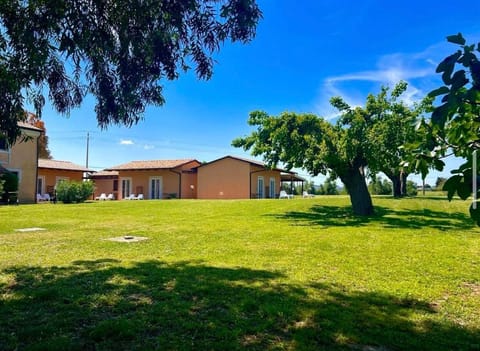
[257,176,264,199]
[269,177,276,198]
[121,178,131,199]
[150,177,163,199]
[37,176,45,195]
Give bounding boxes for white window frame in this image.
[257,176,265,199]
[120,177,132,199]
[269,177,276,199]
[149,176,163,199]
[37,175,45,195]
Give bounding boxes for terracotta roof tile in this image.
[106,159,197,171]
[38,159,92,172]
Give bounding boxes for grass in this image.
[0,196,479,350]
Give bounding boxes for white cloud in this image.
[143,144,154,150]
[315,40,454,117]
[120,139,134,145]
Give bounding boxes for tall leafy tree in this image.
[406,33,480,224]
[363,81,423,197]
[26,112,52,159]
[0,0,262,145]
[232,110,375,216]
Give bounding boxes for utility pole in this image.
[86,132,90,168]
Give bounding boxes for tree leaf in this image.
[447,33,466,45]
[431,104,449,127]
[457,181,471,200]
[428,86,450,98]
[442,175,462,201]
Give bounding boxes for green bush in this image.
[406,180,418,196]
[56,180,94,203]
[1,172,18,203]
[368,176,392,195]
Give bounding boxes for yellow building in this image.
[0,123,42,203]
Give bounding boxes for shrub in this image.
[368,176,392,195]
[406,180,418,196]
[1,172,18,203]
[56,180,94,203]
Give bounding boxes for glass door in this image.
[150,177,163,199]
[257,176,264,199]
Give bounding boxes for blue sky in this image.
[39,0,480,186]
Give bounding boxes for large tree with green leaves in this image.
[406,33,480,224]
[0,0,261,145]
[233,83,421,215]
[363,81,424,197]
[233,109,375,216]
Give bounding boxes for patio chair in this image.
[302,191,314,198]
[95,193,107,201]
[37,193,43,202]
[42,193,51,201]
[137,194,144,200]
[127,194,137,200]
[107,193,115,200]
[279,190,293,199]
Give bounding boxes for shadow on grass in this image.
[272,205,475,230]
[1,260,479,350]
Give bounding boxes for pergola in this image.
[280,172,306,194]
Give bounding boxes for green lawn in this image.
[1,196,479,350]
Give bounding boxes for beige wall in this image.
[37,168,85,195]
[117,170,181,199]
[197,158,251,199]
[92,178,118,199]
[250,167,282,199]
[197,158,283,199]
[1,129,40,203]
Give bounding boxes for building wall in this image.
[37,168,85,195]
[92,178,118,199]
[250,166,282,199]
[117,170,181,200]
[197,158,251,199]
[0,129,40,203]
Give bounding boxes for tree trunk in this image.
[390,174,402,198]
[400,172,408,196]
[341,167,374,216]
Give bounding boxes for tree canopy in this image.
[406,33,480,224]
[233,110,375,215]
[0,0,262,144]
[233,83,421,216]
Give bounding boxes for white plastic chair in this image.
[279,190,293,199]
[137,194,144,200]
[302,191,314,198]
[107,193,115,200]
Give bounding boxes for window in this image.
[113,179,118,191]
[269,177,276,198]
[37,176,45,195]
[150,177,163,199]
[0,137,8,152]
[121,178,132,199]
[257,176,264,199]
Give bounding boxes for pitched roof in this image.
[106,159,198,171]
[198,155,293,173]
[18,122,43,132]
[89,170,119,177]
[38,159,91,172]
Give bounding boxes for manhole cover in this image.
[106,235,148,243]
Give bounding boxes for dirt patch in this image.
[463,282,480,296]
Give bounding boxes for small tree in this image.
[319,178,339,195]
[368,176,393,195]
[406,180,418,197]
[56,180,94,204]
